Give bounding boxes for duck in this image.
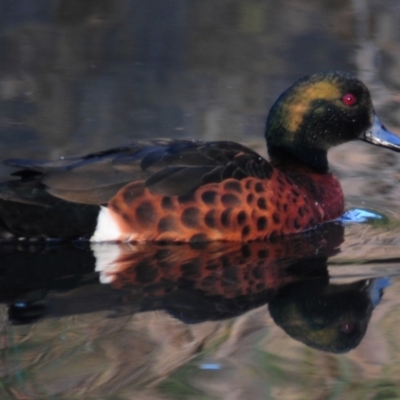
[0,71,399,242]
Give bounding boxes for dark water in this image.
[2,1,400,399]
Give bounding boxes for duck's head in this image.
[265,71,400,172]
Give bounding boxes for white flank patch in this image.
[92,243,123,284]
[90,206,123,242]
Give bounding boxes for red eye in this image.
[342,93,356,106]
[340,322,355,334]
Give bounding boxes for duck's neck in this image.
[268,145,329,173]
[268,146,344,222]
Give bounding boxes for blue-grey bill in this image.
[362,114,400,151]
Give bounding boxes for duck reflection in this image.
[268,276,389,353]
[0,222,390,353]
[92,222,343,322]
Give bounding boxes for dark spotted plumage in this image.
[0,71,400,241]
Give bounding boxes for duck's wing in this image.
[2,139,272,205]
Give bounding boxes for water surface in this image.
[2,1,400,399]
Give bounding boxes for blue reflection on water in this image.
[199,363,222,370]
[369,277,391,307]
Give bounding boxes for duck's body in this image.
[91,142,343,242]
[0,71,399,242]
